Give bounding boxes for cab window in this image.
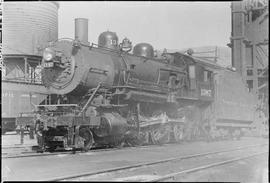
[188,65,196,89]
[189,65,195,79]
[203,70,211,82]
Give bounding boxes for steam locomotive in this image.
[16,18,261,151]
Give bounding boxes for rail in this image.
[2,141,188,159]
[47,143,267,181]
[149,151,267,182]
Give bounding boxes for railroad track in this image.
[2,143,175,159]
[148,151,267,182]
[47,143,268,181]
[2,145,33,150]
[2,146,129,159]
[2,136,267,159]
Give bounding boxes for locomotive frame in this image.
[16,18,260,152]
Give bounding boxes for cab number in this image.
[43,62,54,68]
[201,89,212,97]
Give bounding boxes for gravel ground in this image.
[70,145,267,181]
[177,153,268,183]
[2,136,268,181]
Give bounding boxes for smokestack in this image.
[75,18,89,45]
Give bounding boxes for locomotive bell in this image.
[133,43,154,58]
[98,31,119,50]
[120,37,132,52]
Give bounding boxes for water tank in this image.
[2,2,59,56]
[98,31,119,50]
[133,43,154,58]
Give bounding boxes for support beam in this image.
[252,44,259,96]
[258,67,268,77]
[258,83,268,90]
[231,2,247,79]
[24,57,28,82]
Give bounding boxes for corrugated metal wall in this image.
[2,2,59,56]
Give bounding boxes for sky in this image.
[58,1,231,51]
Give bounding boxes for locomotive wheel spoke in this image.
[151,130,161,144]
[139,131,150,145]
[151,125,170,145]
[173,124,184,142]
[79,128,94,152]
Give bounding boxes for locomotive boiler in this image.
[16,18,260,151]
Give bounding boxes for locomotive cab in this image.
[192,64,215,100]
[169,52,215,101]
[184,63,214,100]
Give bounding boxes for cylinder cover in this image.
[93,113,128,137]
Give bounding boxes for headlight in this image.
[43,48,55,61]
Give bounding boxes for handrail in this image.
[35,104,78,107]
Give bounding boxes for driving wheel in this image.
[79,128,94,152]
[150,125,171,145]
[173,124,184,143]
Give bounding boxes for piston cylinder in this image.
[93,113,128,137]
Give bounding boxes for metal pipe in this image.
[79,82,102,115]
[75,18,89,45]
[24,57,27,82]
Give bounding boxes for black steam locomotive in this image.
[16,18,260,151]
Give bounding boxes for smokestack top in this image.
[75,18,89,45]
[75,18,88,21]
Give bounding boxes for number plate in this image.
[43,62,54,68]
[201,89,212,97]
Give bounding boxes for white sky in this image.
[58,1,231,50]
